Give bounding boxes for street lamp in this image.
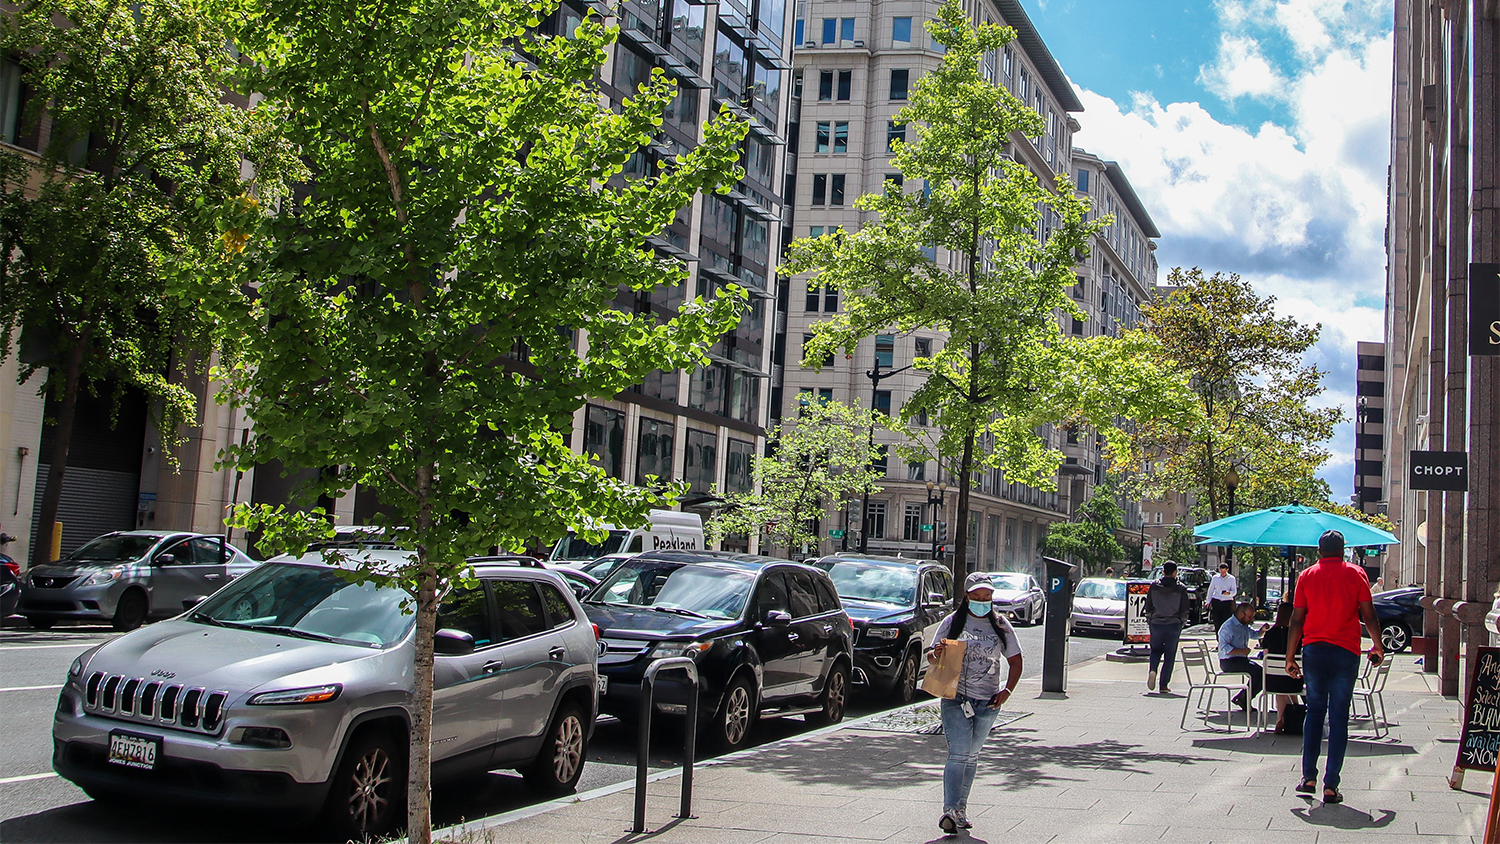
[925,479,947,560]
[859,359,915,552]
[1224,466,1239,575]
[1355,396,1369,510]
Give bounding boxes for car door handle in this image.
[548,647,566,661]
[483,660,504,674]
[786,633,799,642]
[822,624,833,633]
[203,574,221,580]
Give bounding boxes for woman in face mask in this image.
[926,572,1024,834]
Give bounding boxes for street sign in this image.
[920,523,933,531]
[1471,263,1500,356]
[1363,547,1381,557]
[828,529,845,538]
[1410,450,1469,491]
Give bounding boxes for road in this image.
[0,617,1124,843]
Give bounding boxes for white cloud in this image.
[1072,1,1394,500]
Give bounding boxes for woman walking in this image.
[927,572,1024,834]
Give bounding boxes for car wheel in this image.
[1382,622,1412,654]
[712,675,757,751]
[323,730,404,841]
[890,649,920,704]
[111,590,147,632]
[807,662,849,727]
[26,615,54,630]
[522,702,588,795]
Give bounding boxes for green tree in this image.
[1161,525,1202,568]
[1135,268,1342,522]
[784,0,1194,585]
[0,0,294,567]
[1040,485,1127,576]
[707,399,884,555]
[204,0,747,838]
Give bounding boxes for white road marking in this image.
[0,684,63,692]
[0,772,58,785]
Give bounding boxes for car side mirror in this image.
[763,610,792,627]
[153,553,176,567]
[435,628,476,655]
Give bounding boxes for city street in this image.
[0,617,1125,843]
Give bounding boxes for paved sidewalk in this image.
[442,653,1493,843]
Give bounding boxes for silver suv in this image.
[22,531,260,631]
[52,551,599,839]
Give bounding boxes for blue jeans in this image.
[1301,642,1360,789]
[940,696,1001,812]
[1149,622,1182,689]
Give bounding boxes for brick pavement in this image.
[439,652,1494,843]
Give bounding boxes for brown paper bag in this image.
[920,638,966,699]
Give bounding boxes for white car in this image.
[1070,578,1128,636]
[981,572,1045,626]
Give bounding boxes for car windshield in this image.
[1076,580,1126,601]
[587,561,754,620]
[63,535,161,566]
[189,563,413,648]
[989,574,1030,591]
[553,531,628,562]
[581,556,629,578]
[822,562,916,606]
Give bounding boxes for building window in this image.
[884,173,903,189]
[1002,46,1013,79]
[683,428,717,493]
[875,334,895,368]
[818,70,833,100]
[872,445,889,476]
[824,285,838,311]
[967,510,980,544]
[865,501,887,539]
[812,173,827,205]
[915,337,931,358]
[889,69,909,100]
[584,405,626,479]
[1070,317,1084,336]
[840,17,855,42]
[805,287,837,312]
[821,17,836,44]
[873,390,891,416]
[904,503,924,540]
[907,461,926,481]
[814,121,829,153]
[803,334,835,365]
[830,174,846,205]
[1076,169,1089,192]
[793,18,804,45]
[916,408,928,427]
[833,121,848,153]
[636,418,675,485]
[892,16,912,44]
[886,121,905,152]
[726,438,755,494]
[837,70,852,100]
[0,59,22,145]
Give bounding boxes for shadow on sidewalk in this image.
[1191,734,1415,757]
[1290,803,1398,830]
[736,727,1212,792]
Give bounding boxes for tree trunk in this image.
[30,341,86,568]
[406,462,438,844]
[953,430,975,587]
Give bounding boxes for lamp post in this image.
[1355,396,1369,511]
[860,359,915,552]
[925,479,947,560]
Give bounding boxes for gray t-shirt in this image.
[940,612,1022,700]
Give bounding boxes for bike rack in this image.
[633,656,699,834]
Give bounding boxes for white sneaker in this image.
[955,806,973,829]
[939,811,958,834]
[1148,669,1158,691]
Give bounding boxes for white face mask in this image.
[968,599,991,616]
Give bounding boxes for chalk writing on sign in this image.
[1456,647,1500,772]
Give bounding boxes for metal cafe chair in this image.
[1352,656,1393,739]
[1179,641,1255,733]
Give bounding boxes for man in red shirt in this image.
[1286,530,1384,804]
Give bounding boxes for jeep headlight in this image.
[652,641,711,659]
[247,684,342,705]
[863,627,900,641]
[81,568,125,587]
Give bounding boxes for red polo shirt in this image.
[1293,557,1373,654]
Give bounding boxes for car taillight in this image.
[592,623,601,640]
[1,560,17,577]
[848,616,855,630]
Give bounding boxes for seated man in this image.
[1218,601,1264,710]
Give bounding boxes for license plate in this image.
[107,731,160,771]
[596,675,608,696]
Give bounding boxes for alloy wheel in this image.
[348,746,393,833]
[552,714,584,782]
[824,669,847,721]
[1382,623,1410,653]
[724,684,751,745]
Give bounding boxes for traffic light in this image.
[936,545,946,557]
[937,521,949,543]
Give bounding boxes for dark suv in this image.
[811,554,954,703]
[584,551,853,751]
[1152,564,1209,625]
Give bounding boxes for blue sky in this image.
[1016,0,1396,503]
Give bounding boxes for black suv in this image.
[1373,586,1423,653]
[811,554,954,703]
[584,552,854,750]
[1152,564,1209,625]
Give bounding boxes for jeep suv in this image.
[52,551,598,840]
[585,551,853,751]
[810,553,954,703]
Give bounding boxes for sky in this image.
[1016,0,1395,503]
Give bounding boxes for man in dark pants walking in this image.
[1145,562,1191,695]
[1209,562,1237,631]
[1287,530,1384,804]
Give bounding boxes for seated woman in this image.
[1260,602,1305,733]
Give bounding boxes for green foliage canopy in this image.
[1040,485,1126,576]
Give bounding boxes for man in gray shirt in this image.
[1145,562,1191,694]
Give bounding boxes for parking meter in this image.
[1042,556,1078,694]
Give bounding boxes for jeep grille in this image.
[83,671,228,735]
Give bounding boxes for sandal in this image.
[1324,788,1343,804]
[1296,779,1317,795]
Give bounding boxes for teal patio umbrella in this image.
[1193,504,1399,549]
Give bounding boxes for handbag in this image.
[920,639,966,700]
[1280,701,1307,735]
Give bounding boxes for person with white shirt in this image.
[1209,562,1238,631]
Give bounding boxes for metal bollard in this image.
[633,657,700,834]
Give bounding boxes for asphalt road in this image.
[0,616,1124,844]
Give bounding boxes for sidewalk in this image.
[443,653,1493,843]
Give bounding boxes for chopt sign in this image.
[1456,647,1500,772]
[1124,581,1151,645]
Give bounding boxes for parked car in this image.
[1373,586,1423,653]
[584,551,853,751]
[1,549,19,578]
[811,553,954,703]
[0,562,18,619]
[21,531,260,631]
[1151,564,1208,625]
[576,553,636,581]
[980,571,1045,626]
[52,550,599,840]
[1070,578,1128,636]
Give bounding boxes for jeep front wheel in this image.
[323,730,404,840]
[522,702,588,795]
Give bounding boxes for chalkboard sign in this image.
[1457,646,1500,772]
